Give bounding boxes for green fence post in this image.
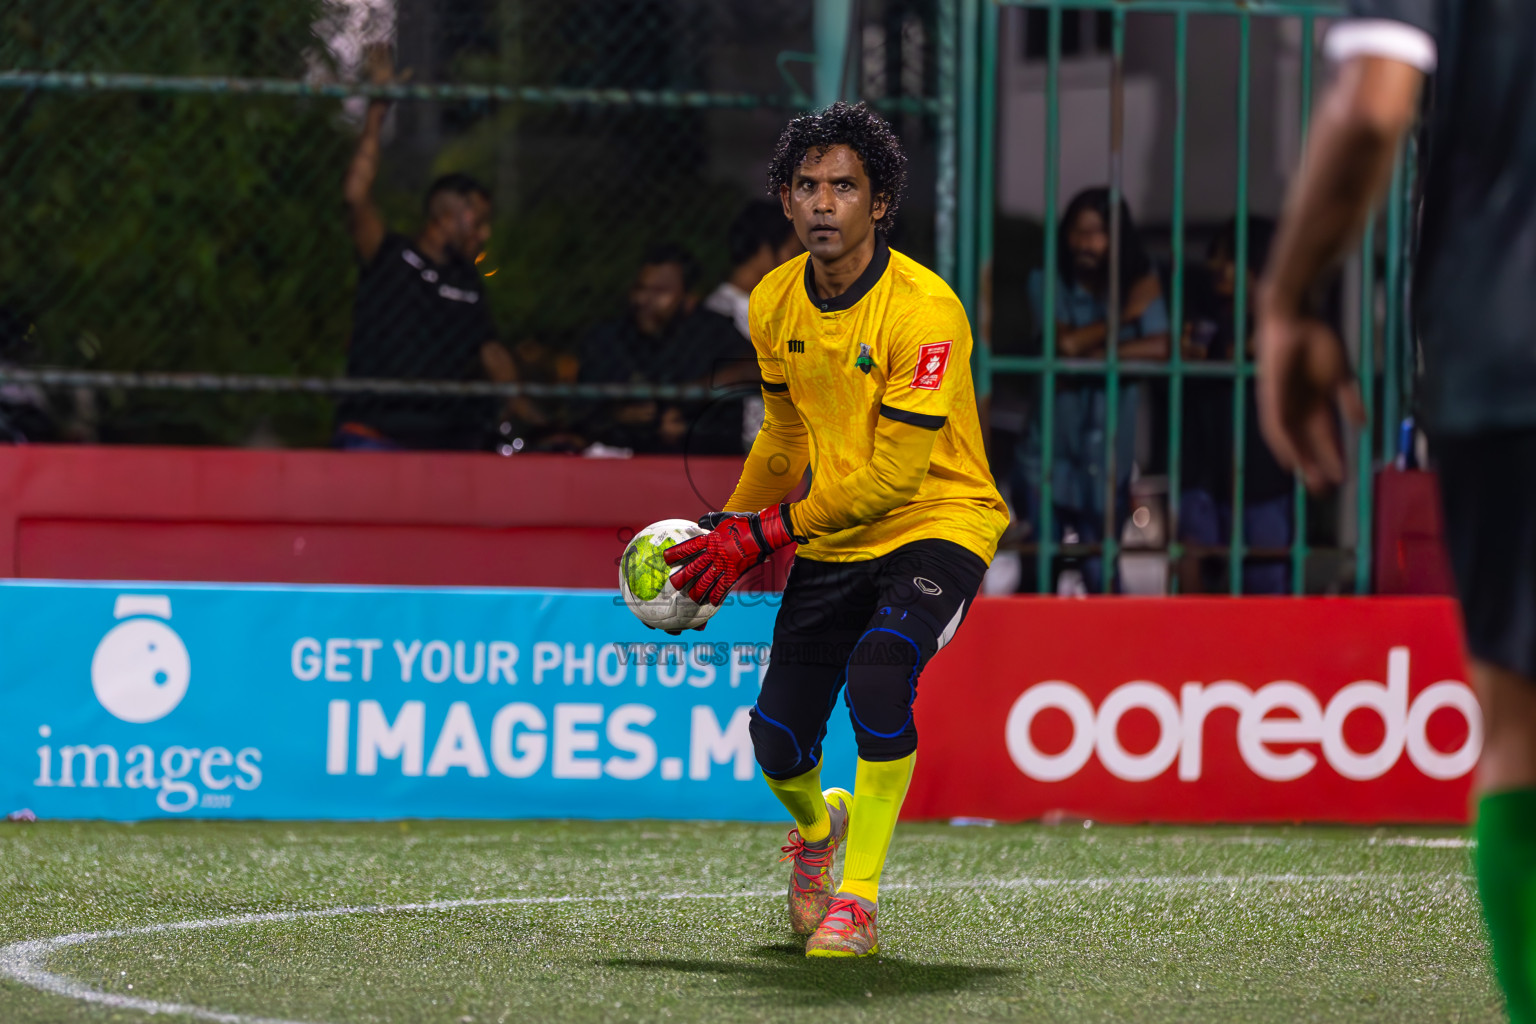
[1382,151,1405,462]
[1037,5,1062,594]
[1100,7,1126,594]
[1356,214,1377,593]
[1167,11,1189,594]
[1291,11,1315,595]
[1401,132,1418,423]
[977,0,999,401]
[959,0,981,320]
[1229,12,1251,595]
[814,0,854,107]
[936,0,958,285]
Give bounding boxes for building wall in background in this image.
[997,9,1323,227]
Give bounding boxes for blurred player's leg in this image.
[1471,660,1536,1024]
[807,539,987,957]
[1439,432,1536,1022]
[752,557,876,934]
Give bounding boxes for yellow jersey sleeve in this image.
[748,287,785,390]
[787,416,939,540]
[722,284,808,513]
[724,389,808,513]
[877,297,971,432]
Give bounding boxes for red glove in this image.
[664,504,799,605]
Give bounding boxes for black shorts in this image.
[1437,429,1536,679]
[749,537,989,776]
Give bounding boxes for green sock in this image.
[763,766,830,844]
[1476,788,1536,1024]
[838,752,916,904]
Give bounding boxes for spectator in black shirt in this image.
[335,45,515,451]
[1179,217,1293,593]
[578,243,748,454]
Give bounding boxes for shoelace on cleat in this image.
[778,829,836,895]
[817,896,873,939]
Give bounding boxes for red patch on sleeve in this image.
[909,341,952,390]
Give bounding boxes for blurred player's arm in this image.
[343,44,398,265]
[1257,18,1430,491]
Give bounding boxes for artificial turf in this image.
[0,819,1505,1023]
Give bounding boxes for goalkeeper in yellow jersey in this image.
[664,101,1008,958]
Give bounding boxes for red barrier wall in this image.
[0,446,790,588]
[908,596,1477,824]
[0,448,1479,823]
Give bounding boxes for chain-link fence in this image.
[1,0,948,448]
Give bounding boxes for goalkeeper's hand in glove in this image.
[663,503,799,606]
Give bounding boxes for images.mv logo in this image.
[91,594,189,723]
[32,594,263,812]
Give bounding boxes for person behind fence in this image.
[333,45,517,452]
[705,201,805,450]
[576,242,744,454]
[1019,187,1169,592]
[1179,217,1293,594]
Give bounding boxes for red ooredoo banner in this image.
[905,597,1477,824]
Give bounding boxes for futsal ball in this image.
[620,519,719,632]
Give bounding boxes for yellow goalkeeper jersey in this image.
[740,240,1008,564]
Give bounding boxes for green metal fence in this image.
[956,0,1413,595]
[2,0,1412,595]
[0,0,947,446]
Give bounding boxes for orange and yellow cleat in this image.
[804,895,878,958]
[779,787,852,935]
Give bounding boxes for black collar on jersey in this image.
[803,236,890,313]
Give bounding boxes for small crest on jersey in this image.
[913,577,942,596]
[910,341,952,390]
[856,342,873,374]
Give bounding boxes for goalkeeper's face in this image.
[780,144,888,264]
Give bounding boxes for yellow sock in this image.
[763,766,830,843]
[838,753,916,904]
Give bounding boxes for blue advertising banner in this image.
[0,581,856,820]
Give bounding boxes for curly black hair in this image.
[765,100,908,233]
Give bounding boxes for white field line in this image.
[0,872,1471,1024]
[0,891,777,1024]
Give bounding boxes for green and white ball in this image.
[620,519,719,631]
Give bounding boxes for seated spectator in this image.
[578,242,746,454]
[1180,217,1294,594]
[495,337,586,454]
[334,45,516,452]
[1018,187,1170,593]
[705,200,804,337]
[704,200,804,449]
